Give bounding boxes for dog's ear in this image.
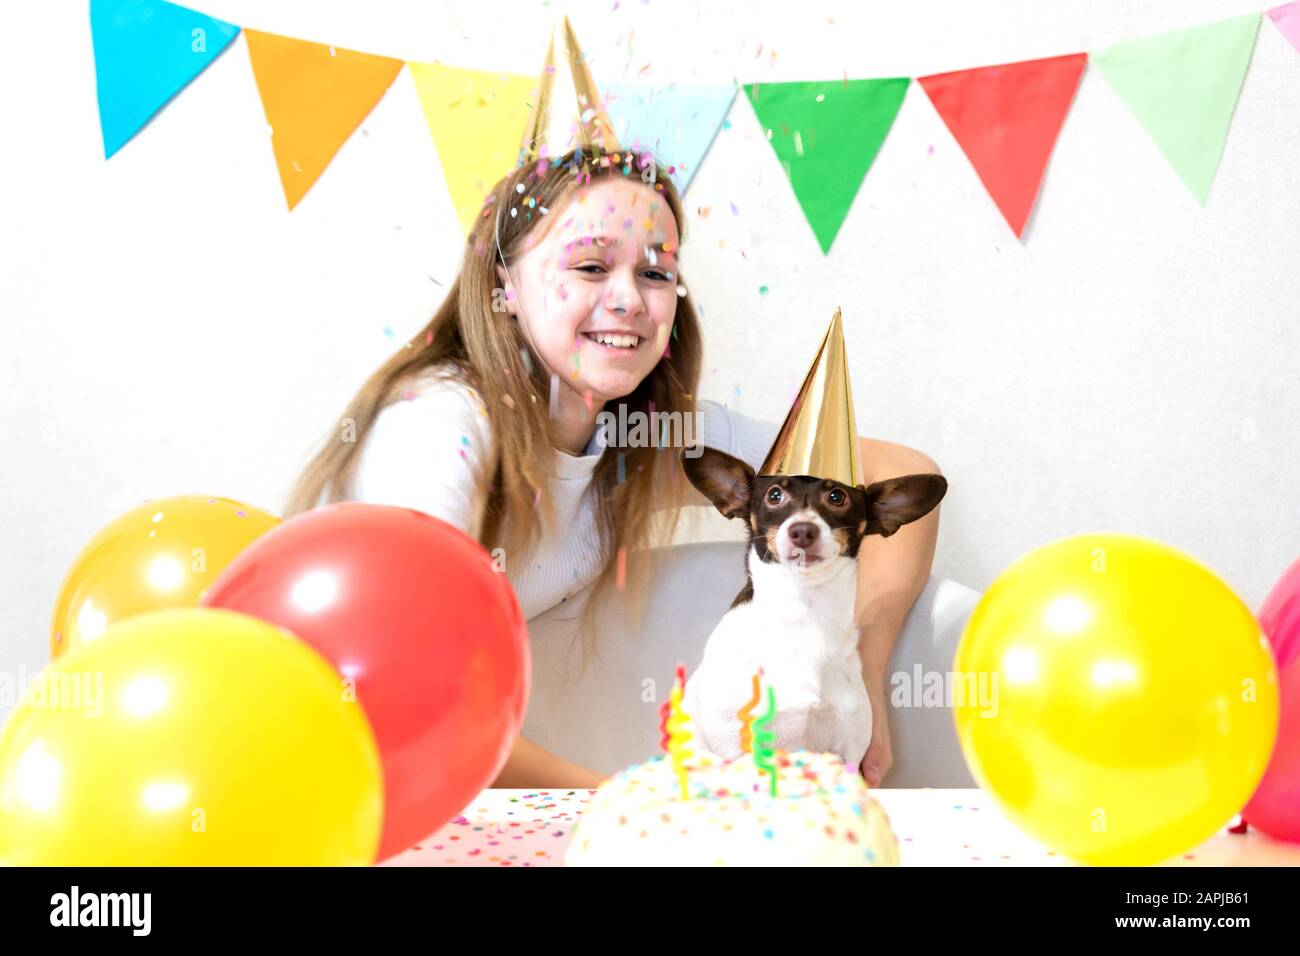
[680,446,755,520]
[859,474,947,538]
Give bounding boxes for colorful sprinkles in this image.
[382,783,1297,867]
[380,790,592,868]
[562,750,901,866]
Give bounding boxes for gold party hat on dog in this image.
[758,307,864,486]
[519,15,622,162]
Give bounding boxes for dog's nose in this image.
[788,522,820,549]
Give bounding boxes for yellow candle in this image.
[667,685,694,799]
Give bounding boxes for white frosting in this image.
[565,749,900,866]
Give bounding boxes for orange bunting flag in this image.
[244,29,404,210]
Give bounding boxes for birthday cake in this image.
[564,749,900,867]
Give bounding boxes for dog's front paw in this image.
[694,717,745,763]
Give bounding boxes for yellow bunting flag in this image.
[244,30,404,210]
[409,63,537,237]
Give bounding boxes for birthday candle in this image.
[752,685,778,797]
[666,664,694,799]
[659,663,685,751]
[737,672,762,754]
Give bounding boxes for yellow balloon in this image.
[953,533,1279,866]
[50,495,280,659]
[0,608,383,865]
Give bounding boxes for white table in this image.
[381,787,1300,866]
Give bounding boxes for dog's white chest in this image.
[683,596,873,770]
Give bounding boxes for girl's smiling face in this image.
[496,177,680,405]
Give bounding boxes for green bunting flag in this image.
[1093,13,1261,205]
[744,78,910,254]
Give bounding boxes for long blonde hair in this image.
[285,146,703,673]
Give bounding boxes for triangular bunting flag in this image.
[91,0,240,159]
[244,30,404,210]
[408,63,537,237]
[918,53,1086,238]
[600,80,739,196]
[1093,14,1261,205]
[1268,1,1300,53]
[743,78,909,254]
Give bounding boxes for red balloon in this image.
[1260,557,1300,671]
[1241,655,1300,842]
[202,502,528,861]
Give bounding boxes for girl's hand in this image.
[574,766,609,790]
[492,735,607,790]
[860,672,893,787]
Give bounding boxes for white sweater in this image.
[341,366,781,621]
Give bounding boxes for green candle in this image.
[752,685,778,797]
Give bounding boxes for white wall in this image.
[4,0,1298,712]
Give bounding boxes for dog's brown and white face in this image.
[681,447,947,574]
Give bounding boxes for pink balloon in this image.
[1260,557,1300,671]
[1241,655,1300,842]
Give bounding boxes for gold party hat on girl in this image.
[520,15,621,161]
[758,307,864,486]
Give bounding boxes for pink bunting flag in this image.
[1268,1,1300,52]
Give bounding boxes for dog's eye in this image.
[827,489,846,506]
[765,487,784,505]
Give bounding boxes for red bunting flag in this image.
[919,53,1087,238]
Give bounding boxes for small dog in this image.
[679,446,947,773]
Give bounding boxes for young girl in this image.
[285,145,940,790]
